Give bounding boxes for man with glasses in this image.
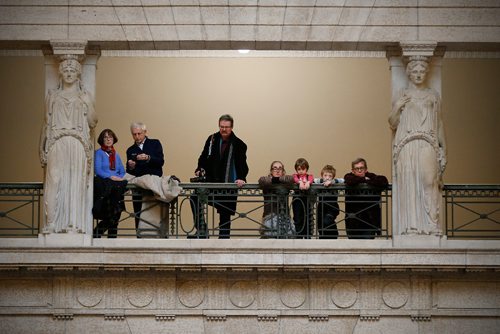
[190,114,248,239]
[344,158,388,239]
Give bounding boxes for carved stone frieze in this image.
[382,281,409,309]
[229,280,257,308]
[76,279,103,308]
[126,279,154,308]
[280,280,307,308]
[331,281,358,309]
[178,281,205,308]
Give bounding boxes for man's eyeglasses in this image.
[353,167,366,171]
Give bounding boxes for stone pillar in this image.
[387,42,447,247]
[39,41,99,247]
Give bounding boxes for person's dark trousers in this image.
[345,216,377,239]
[292,194,312,239]
[189,195,208,238]
[132,191,143,237]
[317,213,339,239]
[93,220,118,238]
[217,211,231,239]
[317,197,339,239]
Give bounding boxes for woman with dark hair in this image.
[93,129,127,238]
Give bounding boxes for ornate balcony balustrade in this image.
[0,182,498,239]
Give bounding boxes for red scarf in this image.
[101,145,116,170]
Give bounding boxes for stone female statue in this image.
[389,56,446,235]
[40,55,98,233]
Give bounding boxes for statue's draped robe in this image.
[42,88,96,233]
[392,88,443,235]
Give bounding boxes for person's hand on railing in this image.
[235,179,246,188]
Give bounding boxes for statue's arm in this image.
[436,96,447,173]
[389,91,408,131]
[39,92,52,165]
[82,91,97,129]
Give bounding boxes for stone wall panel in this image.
[435,280,500,309]
[0,278,51,307]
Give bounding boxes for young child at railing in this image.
[292,158,314,238]
[313,165,343,239]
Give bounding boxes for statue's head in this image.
[406,56,429,86]
[58,54,82,76]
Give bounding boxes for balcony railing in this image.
[0,182,498,239]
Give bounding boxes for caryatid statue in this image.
[389,55,447,235]
[40,54,97,234]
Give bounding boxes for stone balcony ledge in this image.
[0,238,498,272]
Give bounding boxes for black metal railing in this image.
[444,184,500,239]
[0,182,498,239]
[0,183,42,237]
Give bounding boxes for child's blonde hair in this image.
[321,164,336,177]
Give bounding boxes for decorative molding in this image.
[257,315,278,322]
[101,50,387,58]
[53,314,73,321]
[206,315,226,321]
[257,268,280,272]
[0,50,43,56]
[309,268,330,273]
[400,41,438,57]
[128,267,151,271]
[180,267,202,272]
[104,267,125,271]
[0,266,19,271]
[26,266,48,271]
[77,266,100,271]
[411,315,431,322]
[445,51,500,59]
[206,267,227,272]
[104,314,125,321]
[50,40,87,56]
[155,315,176,321]
[360,315,380,321]
[231,267,254,272]
[309,315,329,322]
[52,266,74,271]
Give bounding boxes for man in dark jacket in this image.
[191,114,248,239]
[126,122,164,236]
[344,158,388,239]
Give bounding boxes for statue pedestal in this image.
[392,234,447,248]
[38,232,92,247]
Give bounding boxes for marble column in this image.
[387,42,447,245]
[39,41,99,246]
